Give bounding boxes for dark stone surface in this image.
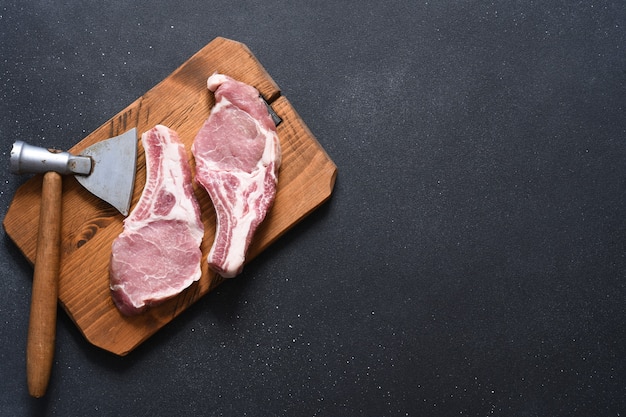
[1,1,625,415]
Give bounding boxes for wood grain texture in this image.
[27,171,62,398]
[3,37,337,356]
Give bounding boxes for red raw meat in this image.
[110,125,204,315]
[192,73,281,278]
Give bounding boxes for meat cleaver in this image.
[9,128,137,397]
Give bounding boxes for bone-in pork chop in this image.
[110,125,204,315]
[192,73,281,278]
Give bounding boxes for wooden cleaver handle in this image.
[27,171,62,398]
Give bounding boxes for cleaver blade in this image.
[75,128,138,216]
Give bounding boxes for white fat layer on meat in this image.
[208,116,280,277]
[207,73,229,91]
[209,97,228,117]
[125,125,204,243]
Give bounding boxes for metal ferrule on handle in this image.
[10,141,92,176]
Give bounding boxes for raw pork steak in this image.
[110,125,204,315]
[192,73,281,278]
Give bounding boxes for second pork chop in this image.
[192,73,281,278]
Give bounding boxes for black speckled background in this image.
[1,1,625,416]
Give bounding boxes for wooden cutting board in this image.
[3,37,337,356]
